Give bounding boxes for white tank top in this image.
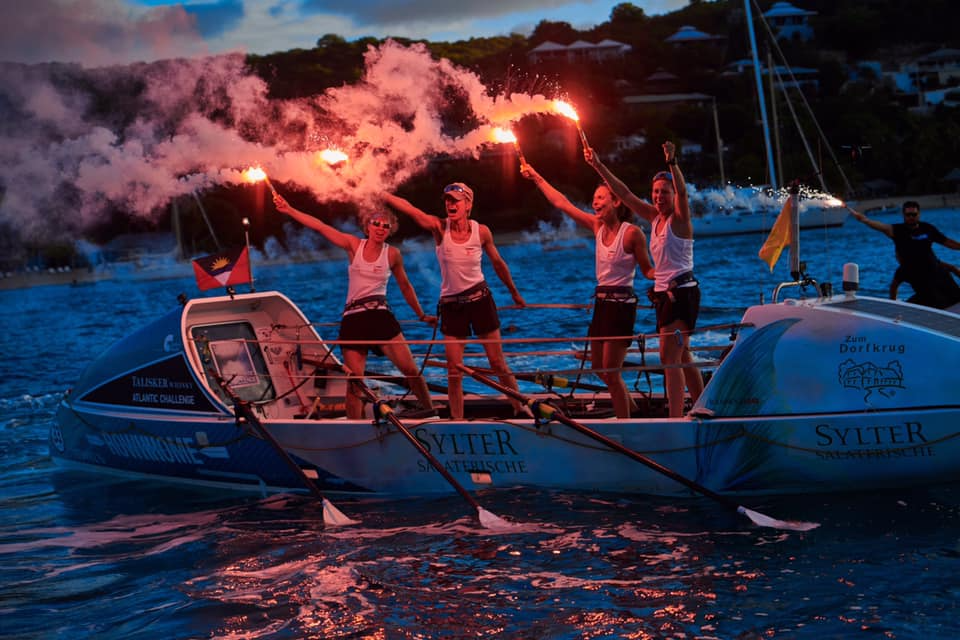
[345,240,389,305]
[649,215,694,292]
[436,219,484,297]
[595,222,636,288]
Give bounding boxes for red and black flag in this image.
[192,246,252,291]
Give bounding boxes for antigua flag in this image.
[192,246,252,291]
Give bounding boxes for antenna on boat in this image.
[242,217,256,293]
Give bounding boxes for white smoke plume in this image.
[0,40,571,244]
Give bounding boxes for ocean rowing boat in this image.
[51,270,960,500]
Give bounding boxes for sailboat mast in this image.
[745,0,778,191]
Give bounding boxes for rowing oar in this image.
[213,373,358,527]
[350,379,514,530]
[457,364,819,532]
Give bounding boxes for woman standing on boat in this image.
[586,142,704,418]
[520,163,654,418]
[382,183,528,419]
[273,194,435,419]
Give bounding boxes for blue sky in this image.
[1,0,689,66]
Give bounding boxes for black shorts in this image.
[439,284,500,337]
[339,308,402,355]
[588,297,637,338]
[652,285,700,332]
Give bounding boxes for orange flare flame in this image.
[243,166,267,183]
[491,127,518,144]
[553,100,580,122]
[317,149,349,166]
[554,100,590,149]
[242,166,277,196]
[491,126,526,165]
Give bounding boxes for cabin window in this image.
[190,322,275,404]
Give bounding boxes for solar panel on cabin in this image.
[826,298,960,337]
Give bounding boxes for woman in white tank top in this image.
[273,193,435,419]
[587,141,704,418]
[521,163,654,418]
[382,183,529,420]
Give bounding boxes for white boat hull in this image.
[52,289,960,498]
[694,204,848,237]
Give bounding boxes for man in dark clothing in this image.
[847,201,960,309]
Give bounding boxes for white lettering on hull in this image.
[100,433,205,465]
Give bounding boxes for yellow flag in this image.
[758,196,795,271]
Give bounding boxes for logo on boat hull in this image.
[49,426,65,453]
[838,359,904,399]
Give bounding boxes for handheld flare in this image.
[243,166,277,197]
[553,100,590,150]
[317,149,349,167]
[491,127,527,166]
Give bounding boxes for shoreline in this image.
[851,192,960,214]
[4,192,957,291]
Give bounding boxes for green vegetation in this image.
[11,0,960,258]
[241,0,960,226]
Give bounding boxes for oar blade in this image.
[323,498,360,527]
[738,506,819,532]
[477,507,518,531]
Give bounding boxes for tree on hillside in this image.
[530,20,579,45]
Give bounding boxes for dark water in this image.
[2,209,960,639]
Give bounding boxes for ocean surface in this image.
[2,207,960,639]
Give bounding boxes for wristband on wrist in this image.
[667,158,678,166]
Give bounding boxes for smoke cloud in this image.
[0,40,568,245]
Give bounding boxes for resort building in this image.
[763,1,817,42]
[527,39,632,64]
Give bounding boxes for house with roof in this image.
[724,58,820,92]
[883,48,960,112]
[764,1,817,42]
[915,48,960,87]
[665,25,724,46]
[527,39,632,64]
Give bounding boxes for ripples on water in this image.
[2,211,960,638]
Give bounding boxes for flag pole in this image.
[242,217,256,292]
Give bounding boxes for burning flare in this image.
[243,166,277,196]
[491,127,518,144]
[243,166,267,182]
[553,100,590,150]
[553,100,580,122]
[317,149,349,166]
[491,126,527,165]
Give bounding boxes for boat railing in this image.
[772,276,821,303]
[189,318,750,419]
